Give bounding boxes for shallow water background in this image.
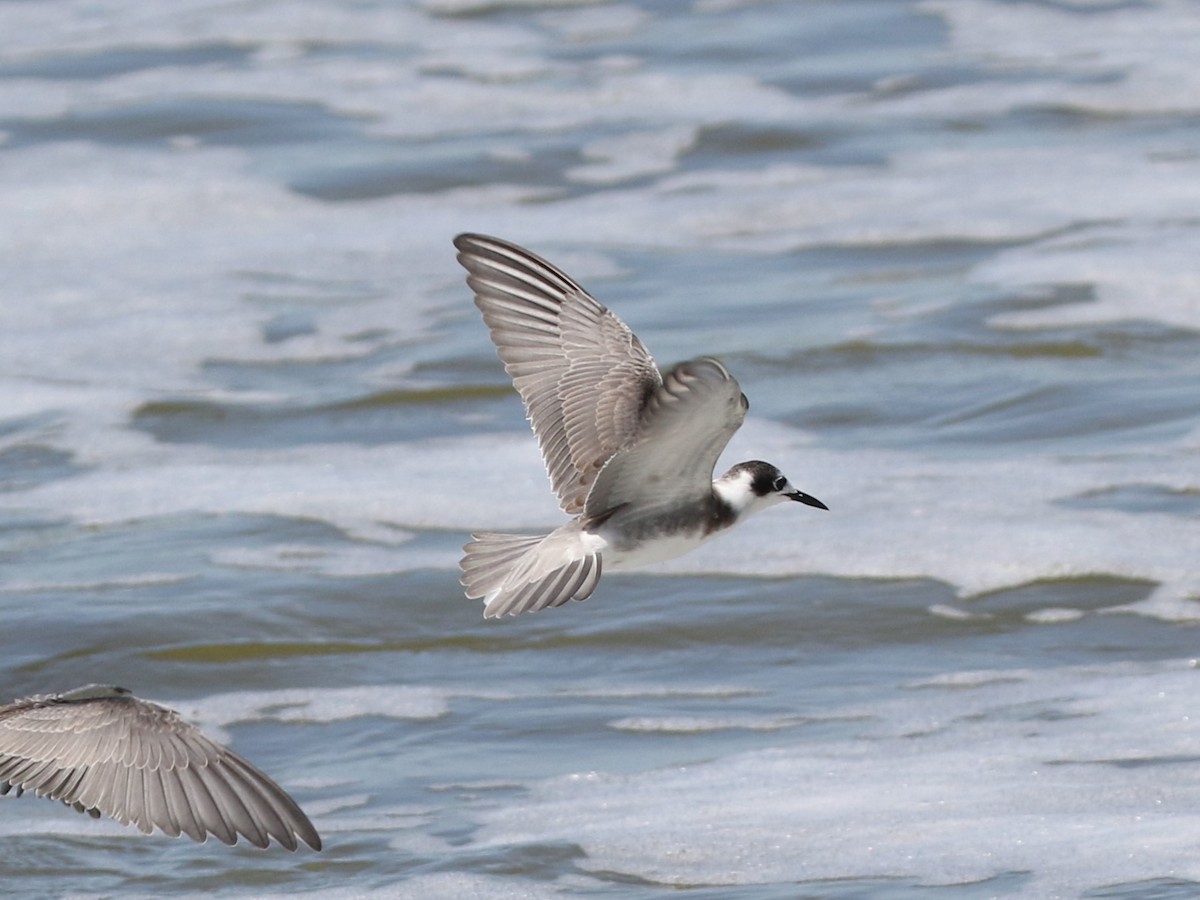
[3,1,1200,897]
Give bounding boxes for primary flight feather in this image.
[0,684,321,851]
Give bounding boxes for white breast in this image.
[597,527,717,572]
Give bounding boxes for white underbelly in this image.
[599,529,714,572]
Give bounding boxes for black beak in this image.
[786,490,828,510]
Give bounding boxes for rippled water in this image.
[3,1,1200,897]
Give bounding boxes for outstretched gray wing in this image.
[0,685,321,851]
[584,358,748,517]
[455,233,662,515]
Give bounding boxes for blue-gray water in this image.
[2,1,1200,897]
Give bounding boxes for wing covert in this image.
[584,358,748,517]
[455,233,662,514]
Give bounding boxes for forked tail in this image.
[460,526,603,618]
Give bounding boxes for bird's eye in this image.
[772,475,786,492]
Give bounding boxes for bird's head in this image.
[715,460,828,518]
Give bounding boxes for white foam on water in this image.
[981,222,1200,332]
[556,684,761,700]
[474,658,1200,895]
[3,0,433,62]
[178,685,450,742]
[421,0,598,13]
[654,419,1199,611]
[9,0,1191,153]
[1024,607,1085,625]
[0,807,131,840]
[919,0,1200,116]
[537,4,651,43]
[172,682,769,748]
[197,874,571,900]
[0,147,440,467]
[1,2,808,144]
[169,680,663,742]
[3,413,1197,616]
[427,778,527,793]
[0,434,556,541]
[608,714,810,734]
[4,142,1189,356]
[906,669,1029,690]
[3,2,1197,463]
[3,1,1198,273]
[211,536,464,580]
[1107,581,1200,623]
[649,144,1200,253]
[0,572,193,594]
[319,802,437,839]
[927,604,989,622]
[568,125,699,186]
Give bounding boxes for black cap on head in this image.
[729,460,787,497]
[731,460,827,509]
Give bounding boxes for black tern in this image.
[0,684,321,850]
[456,233,827,618]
